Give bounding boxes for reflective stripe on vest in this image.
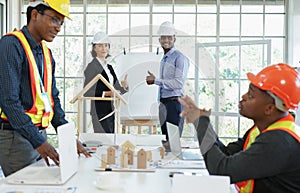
[235,126,257,193]
[235,113,300,193]
[0,31,54,127]
[262,114,300,143]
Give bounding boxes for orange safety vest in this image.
[235,114,300,193]
[0,30,54,128]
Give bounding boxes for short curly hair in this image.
[26,4,51,24]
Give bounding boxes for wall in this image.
[6,0,21,32]
[288,0,300,67]
[8,1,297,65]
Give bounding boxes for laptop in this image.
[6,122,78,185]
[172,174,230,193]
[167,122,203,160]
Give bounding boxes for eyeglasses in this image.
[38,11,64,27]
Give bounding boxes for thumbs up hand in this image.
[121,74,129,90]
[146,71,156,85]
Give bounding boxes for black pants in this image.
[159,100,184,141]
[91,113,115,133]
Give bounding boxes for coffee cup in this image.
[94,172,120,190]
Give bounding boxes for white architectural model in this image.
[99,140,164,170]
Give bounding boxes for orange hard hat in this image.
[247,63,300,110]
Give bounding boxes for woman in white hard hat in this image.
[84,32,128,133]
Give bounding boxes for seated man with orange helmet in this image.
[0,0,90,177]
[179,63,300,193]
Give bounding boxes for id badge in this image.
[41,92,52,112]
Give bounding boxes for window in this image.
[21,0,286,144]
[0,0,6,37]
[196,40,271,143]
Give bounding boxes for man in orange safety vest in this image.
[179,63,300,193]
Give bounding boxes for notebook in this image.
[167,122,203,160]
[5,122,78,185]
[172,174,230,193]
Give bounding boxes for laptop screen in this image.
[166,122,183,159]
[57,122,78,182]
[5,122,78,185]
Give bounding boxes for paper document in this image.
[0,186,77,193]
[172,175,230,193]
[158,160,206,169]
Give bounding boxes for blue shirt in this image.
[154,48,190,98]
[0,26,67,148]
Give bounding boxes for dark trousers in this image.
[91,114,115,133]
[0,129,46,176]
[159,100,184,141]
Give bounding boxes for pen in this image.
[105,168,112,171]
[66,187,77,193]
[95,167,155,173]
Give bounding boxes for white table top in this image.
[0,155,209,193]
[69,156,173,193]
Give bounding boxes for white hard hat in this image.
[157,21,176,36]
[91,31,110,44]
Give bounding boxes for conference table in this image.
[0,154,211,193]
[0,136,237,193]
